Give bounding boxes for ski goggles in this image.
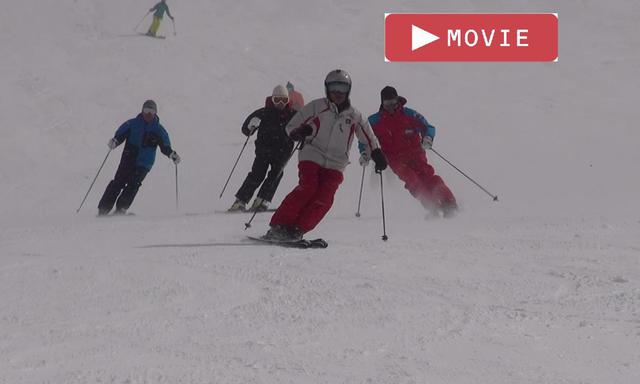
[382,98,398,109]
[142,107,157,115]
[272,96,289,105]
[326,82,350,94]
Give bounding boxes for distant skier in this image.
[286,81,305,111]
[228,85,296,212]
[98,100,180,215]
[146,0,174,37]
[264,69,387,241]
[363,86,457,217]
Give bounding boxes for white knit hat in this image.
[272,84,289,98]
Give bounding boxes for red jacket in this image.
[289,89,305,111]
[367,98,435,156]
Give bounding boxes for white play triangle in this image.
[412,24,440,51]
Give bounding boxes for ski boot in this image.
[228,198,247,212]
[441,201,458,218]
[264,225,290,241]
[249,197,269,212]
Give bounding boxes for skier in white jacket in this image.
[264,69,388,241]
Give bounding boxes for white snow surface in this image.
[1,1,639,383]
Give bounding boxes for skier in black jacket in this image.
[229,85,296,212]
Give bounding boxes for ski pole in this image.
[171,18,177,36]
[378,170,388,241]
[355,165,365,217]
[77,149,111,213]
[429,147,498,201]
[175,163,179,211]
[134,11,150,32]
[220,134,251,199]
[244,142,300,230]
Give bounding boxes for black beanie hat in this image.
[380,86,398,103]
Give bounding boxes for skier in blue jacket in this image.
[98,100,180,215]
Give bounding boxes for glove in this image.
[421,136,433,150]
[242,124,258,137]
[370,148,387,172]
[289,124,313,141]
[108,138,118,149]
[358,152,370,167]
[169,151,181,165]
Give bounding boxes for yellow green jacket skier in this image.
[147,0,173,37]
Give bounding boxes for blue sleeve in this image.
[114,120,132,144]
[359,113,381,154]
[368,113,381,127]
[157,125,173,156]
[405,107,436,139]
[357,141,366,154]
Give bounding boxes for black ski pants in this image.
[235,151,288,203]
[98,160,148,214]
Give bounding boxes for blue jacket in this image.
[112,113,173,170]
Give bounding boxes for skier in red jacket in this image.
[364,86,457,217]
[286,81,305,111]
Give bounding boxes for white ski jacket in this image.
[286,98,379,171]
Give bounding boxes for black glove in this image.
[169,151,181,164]
[370,148,387,172]
[242,124,258,137]
[289,124,313,141]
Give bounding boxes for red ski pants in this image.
[270,161,344,233]
[387,151,456,208]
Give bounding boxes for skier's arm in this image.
[166,7,174,20]
[405,107,435,140]
[358,113,381,155]
[358,114,386,171]
[285,101,316,137]
[241,108,265,136]
[157,126,173,157]
[113,120,133,145]
[355,113,379,155]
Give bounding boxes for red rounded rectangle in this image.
[385,13,558,62]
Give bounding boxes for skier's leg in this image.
[256,154,286,203]
[235,153,269,204]
[387,156,434,209]
[416,155,456,208]
[115,167,148,212]
[97,160,133,215]
[148,16,161,36]
[269,161,320,228]
[294,167,343,233]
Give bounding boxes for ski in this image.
[247,236,328,249]
[97,212,136,217]
[308,238,328,248]
[138,32,166,39]
[139,237,327,249]
[139,241,260,248]
[214,209,277,214]
[184,209,276,217]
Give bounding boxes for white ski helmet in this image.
[272,84,289,98]
[324,69,352,98]
[271,84,289,109]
